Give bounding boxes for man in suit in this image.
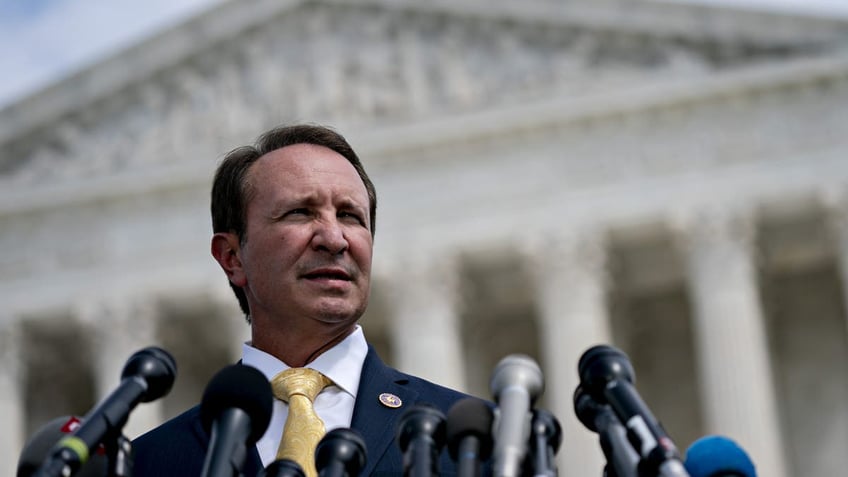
[132,124,475,476]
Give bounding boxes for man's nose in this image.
[311,218,349,254]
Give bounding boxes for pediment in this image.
[1,0,846,188]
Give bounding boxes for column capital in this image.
[517,228,608,284]
[819,184,848,236]
[670,205,758,258]
[818,183,848,210]
[74,295,158,342]
[378,249,462,311]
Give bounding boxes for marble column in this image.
[823,189,848,335]
[76,297,164,439]
[522,231,611,477]
[677,209,787,477]
[382,252,466,392]
[0,319,24,477]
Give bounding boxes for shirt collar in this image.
[242,325,368,399]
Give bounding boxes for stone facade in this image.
[3,1,848,476]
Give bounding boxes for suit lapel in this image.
[351,347,418,476]
[244,447,263,476]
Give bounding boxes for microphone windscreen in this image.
[397,402,447,452]
[445,397,494,459]
[261,459,306,477]
[573,385,602,432]
[17,416,107,477]
[200,364,273,444]
[577,345,635,398]
[684,435,756,477]
[489,354,544,403]
[315,428,367,477]
[121,346,177,402]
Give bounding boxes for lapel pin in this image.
[378,393,402,408]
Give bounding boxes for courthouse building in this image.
[2,1,848,476]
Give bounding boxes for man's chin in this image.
[310,301,365,325]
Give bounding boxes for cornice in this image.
[336,0,848,44]
[1,0,845,146]
[351,52,848,163]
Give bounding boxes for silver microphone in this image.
[489,354,544,477]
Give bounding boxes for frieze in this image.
[0,0,837,188]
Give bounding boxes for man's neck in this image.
[250,320,356,367]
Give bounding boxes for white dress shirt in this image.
[243,325,369,467]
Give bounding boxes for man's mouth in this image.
[302,268,352,281]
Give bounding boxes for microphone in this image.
[578,345,688,477]
[260,459,306,477]
[446,397,494,477]
[17,416,107,477]
[527,409,561,477]
[489,354,544,477]
[34,346,177,477]
[683,436,756,477]
[315,428,367,477]
[397,403,447,477]
[200,364,274,477]
[574,385,639,477]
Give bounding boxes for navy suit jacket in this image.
[133,346,480,476]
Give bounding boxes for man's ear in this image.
[211,233,247,287]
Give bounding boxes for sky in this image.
[0,0,224,108]
[1,0,848,109]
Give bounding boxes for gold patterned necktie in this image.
[271,368,332,477]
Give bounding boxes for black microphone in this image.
[574,385,639,477]
[578,345,688,477]
[200,364,273,477]
[446,398,494,477]
[683,436,756,477]
[259,459,306,477]
[315,428,367,477]
[17,416,107,477]
[489,354,544,477]
[33,346,177,477]
[527,409,561,477]
[397,403,447,477]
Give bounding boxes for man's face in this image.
[235,144,373,330]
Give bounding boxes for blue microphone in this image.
[684,435,756,477]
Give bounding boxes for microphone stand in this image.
[104,433,133,477]
[595,407,638,477]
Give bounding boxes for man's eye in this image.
[340,212,364,224]
[285,208,309,217]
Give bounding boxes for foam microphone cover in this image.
[17,416,107,477]
[446,397,494,461]
[261,459,306,477]
[316,428,367,477]
[684,435,756,477]
[122,346,177,402]
[200,364,273,444]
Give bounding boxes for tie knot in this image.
[271,368,331,402]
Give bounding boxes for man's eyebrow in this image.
[337,196,365,208]
[279,192,320,207]
[336,197,370,215]
[266,193,314,215]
